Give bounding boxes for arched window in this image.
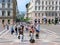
[2,20,4,24]
[8,19,10,24]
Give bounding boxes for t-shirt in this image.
[36,24,40,32]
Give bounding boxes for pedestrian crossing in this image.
[0,29,60,44]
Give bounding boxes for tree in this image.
[16,15,31,22]
[24,17,31,22]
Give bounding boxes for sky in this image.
[17,0,30,12]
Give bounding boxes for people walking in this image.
[15,25,18,35]
[18,27,24,42]
[25,25,29,32]
[17,24,24,42]
[29,25,35,43]
[8,22,41,43]
[35,23,40,39]
[6,24,9,30]
[11,25,14,35]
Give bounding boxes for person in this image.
[15,25,18,35]
[35,24,40,39]
[17,24,20,35]
[29,25,35,43]
[18,27,24,42]
[21,24,24,41]
[25,25,28,32]
[29,25,34,39]
[11,25,14,35]
[6,24,9,30]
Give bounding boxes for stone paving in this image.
[0,25,60,45]
[0,29,60,45]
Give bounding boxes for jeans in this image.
[30,33,34,39]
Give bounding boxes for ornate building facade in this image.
[0,0,17,25]
[26,0,60,24]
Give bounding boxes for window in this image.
[45,13,47,16]
[38,6,40,10]
[59,6,60,10]
[35,13,37,17]
[59,19,60,21]
[42,1,44,5]
[55,6,58,10]
[38,19,40,23]
[8,0,10,2]
[49,7,50,10]
[49,12,51,16]
[35,0,40,5]
[38,1,40,5]
[2,3,5,8]
[42,13,44,16]
[35,1,37,5]
[8,11,10,16]
[56,1,57,5]
[55,13,57,16]
[2,11,5,16]
[59,13,60,16]
[46,7,47,10]
[42,6,44,10]
[49,1,50,5]
[2,20,4,24]
[8,20,10,24]
[59,2,60,5]
[52,1,54,5]
[38,13,40,17]
[52,13,54,16]
[8,3,10,8]
[46,1,47,5]
[35,6,37,10]
[2,0,5,2]
[52,7,54,10]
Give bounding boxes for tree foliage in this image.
[16,16,30,22]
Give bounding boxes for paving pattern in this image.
[0,25,60,45]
